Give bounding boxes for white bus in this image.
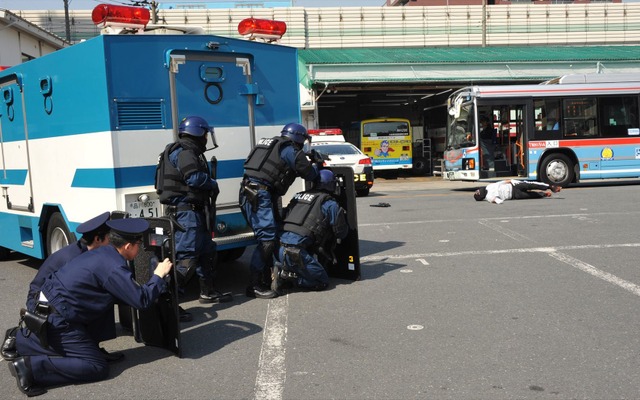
[443,73,640,187]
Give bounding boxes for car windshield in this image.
[312,143,361,155]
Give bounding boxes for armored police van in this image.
[0,4,301,262]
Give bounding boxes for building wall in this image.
[0,10,67,67]
[10,3,640,48]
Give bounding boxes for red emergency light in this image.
[237,18,286,42]
[308,128,343,136]
[91,4,150,29]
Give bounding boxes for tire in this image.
[46,212,74,257]
[217,246,246,263]
[540,153,574,187]
[356,188,370,197]
[412,157,429,176]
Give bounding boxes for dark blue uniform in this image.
[15,245,167,387]
[25,241,117,344]
[26,241,85,310]
[242,144,318,276]
[278,197,348,289]
[167,144,218,281]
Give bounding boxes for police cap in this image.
[106,218,149,241]
[76,212,111,234]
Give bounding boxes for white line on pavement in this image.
[254,295,289,400]
[360,242,640,261]
[547,251,640,297]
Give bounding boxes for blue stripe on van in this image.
[71,159,245,189]
[0,169,28,185]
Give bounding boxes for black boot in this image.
[8,357,46,397]
[246,272,277,299]
[199,278,233,304]
[2,326,18,361]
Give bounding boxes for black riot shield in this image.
[324,166,360,281]
[131,217,182,357]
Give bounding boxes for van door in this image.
[0,74,34,213]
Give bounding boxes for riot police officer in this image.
[240,123,320,299]
[274,169,349,293]
[9,219,173,397]
[156,116,231,322]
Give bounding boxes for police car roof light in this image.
[237,18,287,42]
[308,128,343,136]
[91,4,151,30]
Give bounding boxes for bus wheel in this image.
[540,153,574,187]
[46,212,73,257]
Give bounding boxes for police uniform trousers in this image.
[278,244,329,289]
[173,209,216,279]
[240,187,279,274]
[15,313,109,387]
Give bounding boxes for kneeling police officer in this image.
[274,169,349,293]
[240,123,320,299]
[9,219,173,397]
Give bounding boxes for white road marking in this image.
[547,251,640,297]
[361,243,640,261]
[358,211,640,228]
[416,259,429,265]
[478,219,531,242]
[254,295,288,400]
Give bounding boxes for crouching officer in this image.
[9,219,173,397]
[156,116,231,322]
[240,123,320,299]
[3,212,114,363]
[274,169,349,293]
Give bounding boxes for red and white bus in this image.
[443,73,640,187]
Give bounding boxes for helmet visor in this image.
[302,138,311,154]
[208,128,219,150]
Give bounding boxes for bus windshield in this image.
[446,101,475,150]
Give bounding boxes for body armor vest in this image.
[156,142,209,205]
[283,191,331,241]
[243,136,296,196]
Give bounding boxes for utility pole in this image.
[63,0,71,42]
[150,1,158,24]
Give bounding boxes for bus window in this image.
[598,96,639,137]
[563,97,598,138]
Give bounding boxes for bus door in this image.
[166,50,258,247]
[0,74,34,214]
[477,100,530,178]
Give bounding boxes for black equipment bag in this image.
[131,217,182,357]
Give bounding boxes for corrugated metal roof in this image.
[299,45,640,65]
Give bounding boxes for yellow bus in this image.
[348,118,413,173]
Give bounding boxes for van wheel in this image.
[356,188,370,197]
[46,212,75,257]
[540,153,574,187]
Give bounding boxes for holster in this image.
[283,246,305,271]
[20,308,49,349]
[242,185,259,213]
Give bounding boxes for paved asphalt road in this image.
[2,175,640,399]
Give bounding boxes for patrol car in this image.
[309,129,374,197]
